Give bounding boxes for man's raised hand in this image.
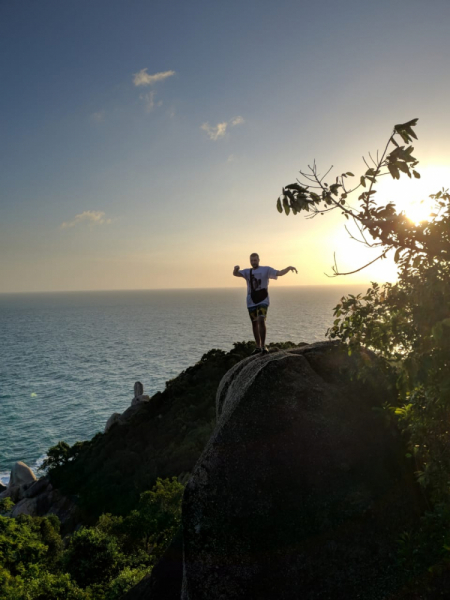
[289,266,298,274]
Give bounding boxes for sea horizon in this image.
[0,282,374,296]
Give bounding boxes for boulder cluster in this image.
[0,460,77,527]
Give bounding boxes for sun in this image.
[404,199,433,225]
[375,164,450,226]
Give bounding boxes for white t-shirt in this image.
[239,266,278,308]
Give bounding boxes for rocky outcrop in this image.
[105,412,122,432]
[0,464,79,531]
[129,341,425,599]
[181,341,424,599]
[0,461,37,502]
[104,381,150,433]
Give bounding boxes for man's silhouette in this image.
[233,253,297,355]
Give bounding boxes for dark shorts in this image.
[248,303,269,322]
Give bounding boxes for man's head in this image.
[250,253,260,268]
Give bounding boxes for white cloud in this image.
[133,68,175,87]
[201,121,228,141]
[231,116,244,126]
[60,211,113,229]
[201,116,245,141]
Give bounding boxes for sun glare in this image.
[375,164,450,226]
[404,200,433,225]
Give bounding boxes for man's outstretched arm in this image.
[233,265,244,278]
[277,266,298,276]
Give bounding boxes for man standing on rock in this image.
[233,253,297,355]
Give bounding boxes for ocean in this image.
[0,285,366,484]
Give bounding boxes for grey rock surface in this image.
[0,461,37,502]
[105,412,122,433]
[134,381,144,398]
[131,394,150,407]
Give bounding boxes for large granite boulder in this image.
[0,461,37,502]
[178,341,424,600]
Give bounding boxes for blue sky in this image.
[2,0,450,292]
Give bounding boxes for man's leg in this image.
[258,316,266,348]
[252,319,261,348]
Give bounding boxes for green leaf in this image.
[276,198,283,213]
[285,183,307,192]
[346,172,354,176]
[284,190,296,203]
[387,164,400,180]
[360,176,366,188]
[396,162,410,175]
[413,170,421,179]
[394,119,419,143]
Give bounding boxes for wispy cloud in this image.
[201,115,245,141]
[90,110,105,123]
[133,68,175,87]
[60,211,113,229]
[201,121,228,141]
[138,91,163,112]
[140,91,155,111]
[231,116,244,126]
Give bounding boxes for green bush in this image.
[63,527,126,588]
[105,566,151,600]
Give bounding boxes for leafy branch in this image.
[276,119,450,275]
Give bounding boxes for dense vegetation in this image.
[0,477,182,599]
[278,118,450,588]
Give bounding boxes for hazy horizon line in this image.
[0,282,373,296]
